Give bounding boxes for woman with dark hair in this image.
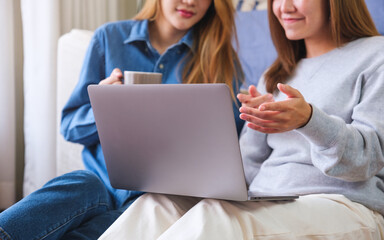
[99,0,384,239]
[0,0,244,239]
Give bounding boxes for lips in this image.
[282,17,304,24]
[177,9,195,18]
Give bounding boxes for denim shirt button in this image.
[159,63,164,69]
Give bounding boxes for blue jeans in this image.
[0,170,142,240]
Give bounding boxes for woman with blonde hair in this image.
[99,0,384,239]
[0,0,244,239]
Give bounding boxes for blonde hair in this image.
[134,0,243,99]
[264,0,379,93]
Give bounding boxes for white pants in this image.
[99,193,384,240]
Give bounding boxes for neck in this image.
[304,28,338,58]
[149,19,187,55]
[305,40,337,58]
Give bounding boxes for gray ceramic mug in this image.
[124,71,162,84]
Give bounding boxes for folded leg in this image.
[99,193,200,240]
[0,170,114,240]
[158,194,384,240]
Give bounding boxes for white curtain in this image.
[22,0,137,197]
[60,0,139,34]
[0,0,17,209]
[21,0,61,197]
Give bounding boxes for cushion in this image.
[56,29,93,176]
[365,0,384,35]
[234,0,276,87]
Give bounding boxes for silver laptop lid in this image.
[88,84,248,201]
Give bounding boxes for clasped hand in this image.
[237,84,312,134]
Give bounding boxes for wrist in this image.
[298,103,313,129]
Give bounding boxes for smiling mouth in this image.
[283,17,304,24]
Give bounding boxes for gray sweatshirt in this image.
[240,36,384,215]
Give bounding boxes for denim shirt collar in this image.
[123,20,195,53]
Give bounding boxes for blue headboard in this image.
[366,0,384,34]
[235,0,384,87]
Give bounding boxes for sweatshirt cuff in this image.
[295,105,345,150]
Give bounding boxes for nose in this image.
[182,0,196,5]
[280,0,295,13]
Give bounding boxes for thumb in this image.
[277,83,302,98]
[111,68,123,79]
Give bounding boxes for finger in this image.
[99,77,114,85]
[258,101,288,112]
[237,93,251,104]
[241,106,297,131]
[99,76,122,85]
[239,106,280,121]
[237,93,259,107]
[246,122,281,134]
[277,83,303,99]
[99,69,124,85]
[242,95,274,108]
[237,85,259,103]
[238,93,274,109]
[239,113,275,127]
[248,85,261,98]
[112,69,123,82]
[244,94,273,109]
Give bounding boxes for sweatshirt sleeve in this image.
[60,28,106,146]
[296,64,384,182]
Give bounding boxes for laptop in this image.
[88,84,298,201]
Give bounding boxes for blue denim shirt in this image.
[60,20,244,207]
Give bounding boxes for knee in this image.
[138,193,166,205]
[67,170,102,183]
[66,170,104,190]
[137,194,194,209]
[196,198,223,208]
[44,170,105,193]
[192,198,229,214]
